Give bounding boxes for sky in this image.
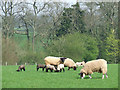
[7,0,119,2]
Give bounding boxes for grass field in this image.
[2,64,118,88]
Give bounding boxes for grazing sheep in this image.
[63,58,77,70]
[16,65,25,72]
[44,56,76,70]
[57,64,65,72]
[79,59,108,79]
[44,56,66,66]
[76,61,85,67]
[46,65,56,72]
[37,64,46,71]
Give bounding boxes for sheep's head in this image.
[79,73,85,79]
[53,66,56,71]
[81,61,85,66]
[79,69,87,79]
[16,69,20,72]
[60,57,67,63]
[73,66,77,70]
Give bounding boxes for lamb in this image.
[57,64,65,72]
[76,61,85,67]
[46,65,56,72]
[63,58,77,70]
[37,64,46,71]
[16,65,25,72]
[79,59,108,79]
[44,56,66,65]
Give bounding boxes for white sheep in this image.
[63,58,77,70]
[44,56,77,70]
[44,56,66,65]
[46,65,56,72]
[79,59,108,79]
[57,64,65,72]
[76,61,85,67]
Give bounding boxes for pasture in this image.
[2,64,118,88]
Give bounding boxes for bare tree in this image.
[0,0,22,39]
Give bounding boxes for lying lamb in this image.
[79,59,108,79]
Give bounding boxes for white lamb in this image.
[57,64,65,72]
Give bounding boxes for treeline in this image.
[1,1,119,65]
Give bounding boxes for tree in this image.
[0,0,22,39]
[105,30,119,64]
[83,2,118,61]
[55,2,85,37]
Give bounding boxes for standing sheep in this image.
[44,56,66,65]
[16,65,25,72]
[46,65,56,72]
[63,58,77,70]
[79,59,108,79]
[37,64,46,71]
[44,56,77,70]
[57,64,65,72]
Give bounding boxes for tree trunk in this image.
[32,27,35,52]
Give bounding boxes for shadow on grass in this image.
[76,76,102,79]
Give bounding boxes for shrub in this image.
[18,51,48,65]
[47,33,99,62]
[2,38,19,65]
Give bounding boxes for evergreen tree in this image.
[105,29,119,63]
[56,2,85,37]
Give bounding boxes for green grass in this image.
[2,64,118,88]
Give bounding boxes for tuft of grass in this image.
[2,64,118,88]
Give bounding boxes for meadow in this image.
[2,64,118,88]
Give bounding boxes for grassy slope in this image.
[2,64,118,88]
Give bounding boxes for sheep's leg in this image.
[102,74,104,79]
[50,69,53,72]
[37,68,39,71]
[101,67,106,79]
[23,68,25,71]
[42,68,44,71]
[46,68,48,72]
[89,75,92,79]
[106,73,108,78]
[68,67,70,70]
[81,77,84,79]
[63,68,65,72]
[60,69,62,72]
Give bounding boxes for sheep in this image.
[63,58,77,70]
[79,59,108,79]
[44,56,77,70]
[46,65,56,72]
[37,64,46,71]
[76,61,85,67]
[57,64,65,72]
[16,65,25,72]
[44,56,66,66]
